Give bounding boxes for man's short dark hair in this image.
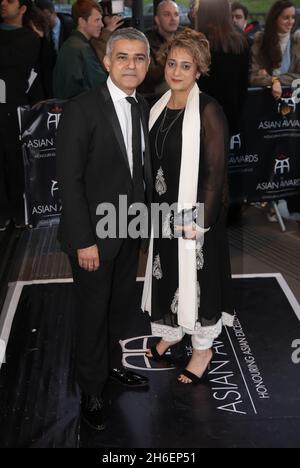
[19,0,34,9]
[35,0,55,14]
[231,2,249,20]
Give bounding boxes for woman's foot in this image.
[145,338,181,360]
[178,348,213,384]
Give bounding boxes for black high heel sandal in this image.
[146,340,182,362]
[178,350,214,384]
[146,345,166,362]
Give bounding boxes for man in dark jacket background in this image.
[231,1,262,46]
[53,0,107,99]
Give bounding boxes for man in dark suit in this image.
[56,27,152,431]
[35,0,73,53]
[35,0,73,97]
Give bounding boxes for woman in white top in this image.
[250,0,300,100]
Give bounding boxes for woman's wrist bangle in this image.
[272,76,280,84]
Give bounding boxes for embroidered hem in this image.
[151,312,234,341]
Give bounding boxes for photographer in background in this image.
[92,0,125,64]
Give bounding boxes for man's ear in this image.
[20,5,27,16]
[154,15,159,28]
[78,16,85,29]
[103,55,111,73]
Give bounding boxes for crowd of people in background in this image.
[0,0,299,231]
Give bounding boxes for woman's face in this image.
[277,6,296,34]
[165,47,199,93]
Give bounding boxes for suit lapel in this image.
[97,84,131,175]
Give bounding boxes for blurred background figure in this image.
[187,0,196,28]
[250,0,300,224]
[195,0,249,137]
[92,0,124,65]
[231,1,261,45]
[0,0,42,230]
[195,0,249,224]
[53,0,107,99]
[250,0,300,100]
[35,0,73,54]
[139,0,180,104]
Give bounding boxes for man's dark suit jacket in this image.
[56,83,152,261]
[57,13,74,49]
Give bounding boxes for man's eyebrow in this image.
[116,53,146,57]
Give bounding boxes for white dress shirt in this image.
[51,17,61,53]
[106,76,145,177]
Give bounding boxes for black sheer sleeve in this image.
[199,98,229,228]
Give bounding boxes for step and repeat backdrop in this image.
[18,88,300,227]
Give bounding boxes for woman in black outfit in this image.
[142,29,234,384]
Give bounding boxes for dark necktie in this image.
[126,97,145,204]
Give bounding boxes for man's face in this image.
[103,39,150,95]
[42,8,57,29]
[0,0,25,24]
[155,2,180,35]
[232,8,247,31]
[80,8,103,40]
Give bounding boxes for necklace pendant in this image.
[155,166,167,196]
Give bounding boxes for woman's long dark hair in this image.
[260,0,295,73]
[194,0,247,54]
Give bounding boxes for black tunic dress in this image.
[149,93,234,332]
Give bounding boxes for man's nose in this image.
[127,58,136,68]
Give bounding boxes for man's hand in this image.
[104,15,125,32]
[77,245,100,271]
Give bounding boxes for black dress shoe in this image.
[110,368,149,388]
[81,393,105,431]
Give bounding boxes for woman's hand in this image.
[104,15,125,32]
[175,224,202,241]
[30,21,44,38]
[272,80,282,100]
[258,69,268,77]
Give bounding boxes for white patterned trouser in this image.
[151,319,223,351]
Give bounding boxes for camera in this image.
[99,0,132,28]
[99,0,125,16]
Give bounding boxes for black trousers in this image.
[0,106,25,222]
[69,237,140,396]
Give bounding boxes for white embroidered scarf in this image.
[141,83,201,330]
